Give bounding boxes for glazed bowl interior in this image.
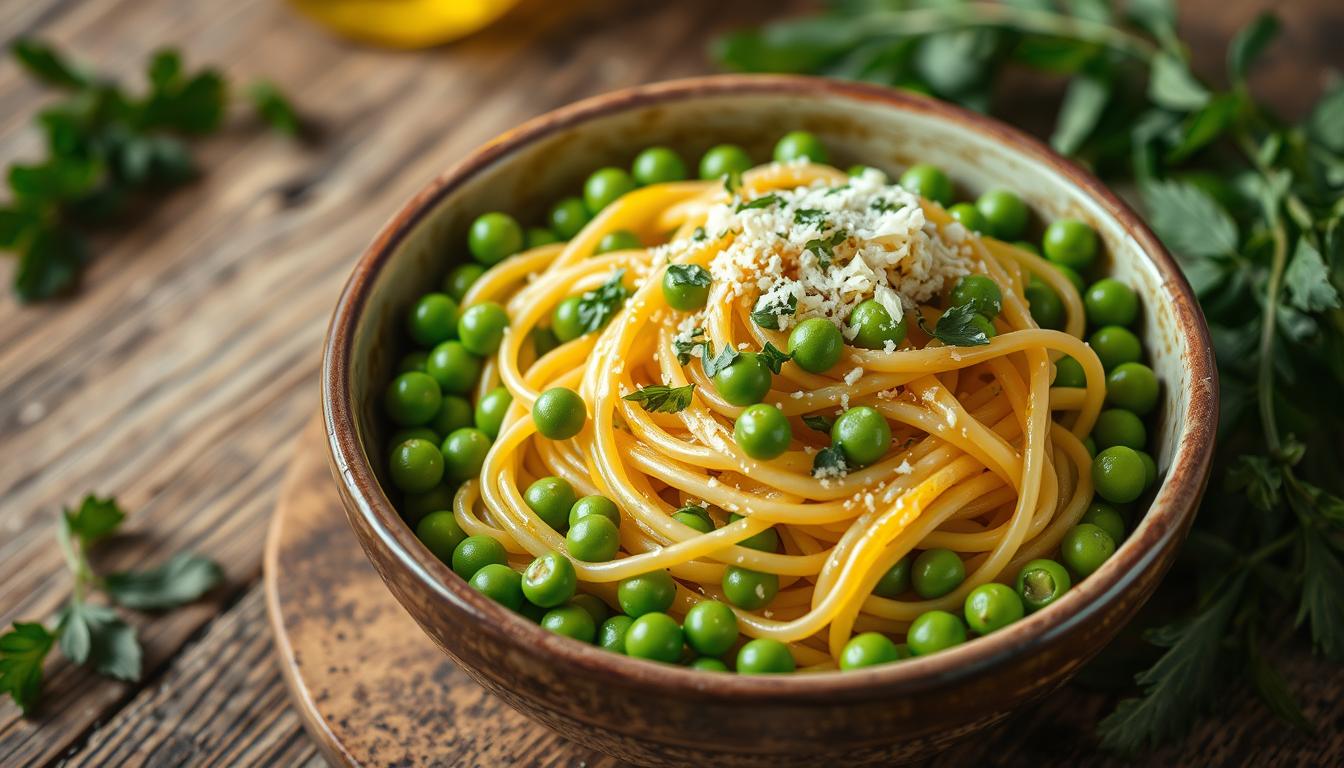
[323,75,1216,761]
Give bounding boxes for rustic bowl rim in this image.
[322,74,1217,702]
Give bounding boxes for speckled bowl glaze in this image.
[322,75,1217,767]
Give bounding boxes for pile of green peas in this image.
[385,130,1161,673]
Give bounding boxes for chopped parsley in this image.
[812,444,849,477]
[759,342,793,374]
[870,197,903,213]
[575,269,629,333]
[804,228,848,268]
[622,383,696,413]
[793,208,827,227]
[803,414,836,433]
[702,343,740,377]
[673,327,706,364]
[750,293,797,330]
[664,264,711,288]
[918,303,992,347]
[735,193,782,212]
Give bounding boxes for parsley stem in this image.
[1256,213,1289,454]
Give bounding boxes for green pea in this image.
[773,131,828,163]
[948,203,988,233]
[683,600,739,657]
[899,164,954,207]
[698,144,752,180]
[540,604,596,642]
[398,351,429,374]
[1042,219,1098,271]
[1056,264,1086,294]
[975,188,1029,240]
[526,226,561,249]
[598,614,634,653]
[385,371,442,426]
[662,264,712,311]
[551,296,585,343]
[906,610,967,656]
[1061,523,1116,577]
[970,314,997,340]
[847,300,907,350]
[406,292,460,347]
[912,548,966,599]
[1081,501,1126,543]
[457,301,510,356]
[624,612,684,663]
[425,341,482,395]
[1092,446,1147,503]
[569,495,621,527]
[549,197,592,240]
[453,535,507,580]
[469,563,524,610]
[1029,283,1067,331]
[872,555,912,598]
[736,638,795,674]
[415,510,465,564]
[430,395,473,436]
[566,515,621,562]
[400,484,455,525]
[532,387,587,440]
[632,146,687,185]
[1093,408,1147,451]
[722,566,778,610]
[617,571,677,617]
[1105,362,1159,415]
[733,404,792,460]
[1138,450,1158,490]
[949,274,1003,319]
[1088,326,1142,371]
[440,427,491,481]
[596,229,642,254]
[388,438,445,493]
[443,263,485,302]
[787,317,843,373]
[1053,356,1087,388]
[689,657,729,672]
[584,167,637,214]
[713,352,773,406]
[520,600,548,623]
[524,476,577,531]
[839,632,901,671]
[831,406,892,467]
[727,513,779,552]
[468,212,523,266]
[522,551,578,608]
[570,593,610,625]
[673,510,714,534]
[475,386,513,439]
[1084,278,1138,327]
[1015,558,1071,612]
[963,583,1024,635]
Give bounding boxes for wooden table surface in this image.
[0,1,1339,766]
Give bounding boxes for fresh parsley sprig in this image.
[0,40,301,302]
[622,383,697,413]
[720,0,1344,752]
[918,303,992,347]
[575,269,630,333]
[0,495,222,715]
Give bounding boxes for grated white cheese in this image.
[843,367,864,386]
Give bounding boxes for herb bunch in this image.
[0,40,300,302]
[718,0,1344,752]
[0,496,223,714]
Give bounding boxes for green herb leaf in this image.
[1140,179,1238,259]
[622,383,697,414]
[793,208,826,226]
[11,39,90,89]
[804,228,848,268]
[803,414,835,433]
[0,622,55,715]
[1051,69,1111,155]
[691,226,707,242]
[575,269,629,333]
[1097,574,1247,752]
[57,601,117,665]
[1126,0,1177,40]
[63,494,126,546]
[147,49,182,90]
[811,444,848,478]
[1227,12,1280,83]
[702,344,740,378]
[103,552,224,610]
[1283,238,1341,313]
[920,303,991,347]
[1309,84,1344,153]
[14,227,89,302]
[1248,638,1313,733]
[735,193,781,212]
[1148,53,1211,112]
[1167,93,1243,163]
[758,342,793,374]
[664,264,711,288]
[673,327,706,365]
[1225,455,1281,513]
[1297,529,1344,661]
[750,293,797,330]
[248,79,302,137]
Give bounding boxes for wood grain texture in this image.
[0,0,1339,765]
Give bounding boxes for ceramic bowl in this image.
[322,75,1217,766]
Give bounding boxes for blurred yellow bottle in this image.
[290,0,520,48]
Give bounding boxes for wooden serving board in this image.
[264,415,1340,767]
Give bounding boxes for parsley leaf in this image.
[1140,179,1239,259]
[0,622,55,715]
[1147,52,1211,111]
[56,602,140,681]
[1283,238,1341,313]
[750,293,797,330]
[869,198,903,213]
[103,553,224,611]
[575,269,629,333]
[793,208,826,226]
[664,264,711,288]
[673,327,706,365]
[248,80,303,137]
[702,344,740,377]
[691,226,707,242]
[811,444,848,478]
[722,171,741,196]
[735,193,781,212]
[803,414,835,433]
[919,303,991,347]
[63,494,125,546]
[1297,529,1344,661]
[622,383,697,414]
[758,342,793,374]
[803,228,848,268]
